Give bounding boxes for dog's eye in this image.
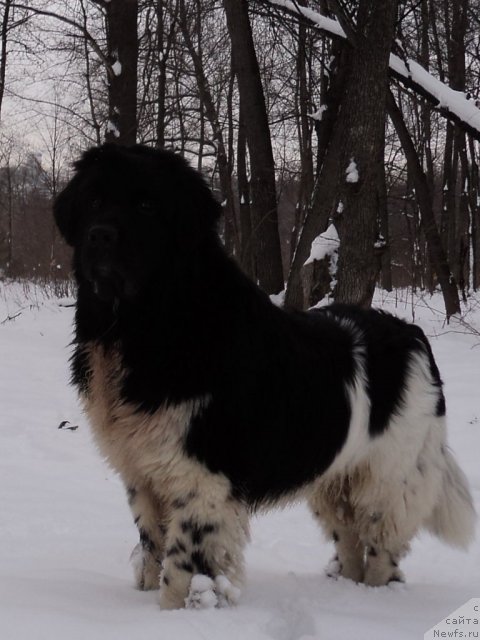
[138,199,155,215]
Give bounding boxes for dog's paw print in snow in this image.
[185,574,241,609]
[264,596,316,640]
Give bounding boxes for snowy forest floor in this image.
[0,281,479,640]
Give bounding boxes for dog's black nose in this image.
[87,224,118,250]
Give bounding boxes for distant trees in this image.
[0,142,71,280]
[0,0,479,318]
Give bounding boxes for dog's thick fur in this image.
[54,143,475,609]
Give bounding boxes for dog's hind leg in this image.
[127,483,169,591]
[158,473,249,610]
[309,478,365,583]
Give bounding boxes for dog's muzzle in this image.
[84,224,124,302]
[87,224,118,252]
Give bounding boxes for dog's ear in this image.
[53,176,80,247]
[175,163,222,248]
[54,145,107,246]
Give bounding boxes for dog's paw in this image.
[185,575,218,609]
[184,574,241,609]
[387,568,406,585]
[214,575,241,607]
[325,555,342,579]
[130,543,161,591]
[364,565,406,587]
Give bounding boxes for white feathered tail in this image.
[426,446,476,549]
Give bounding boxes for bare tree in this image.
[223,0,284,294]
[177,0,239,254]
[387,89,461,317]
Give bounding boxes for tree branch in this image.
[255,0,480,141]
[0,2,112,75]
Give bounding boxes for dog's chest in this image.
[79,344,196,483]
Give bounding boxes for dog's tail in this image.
[425,446,476,549]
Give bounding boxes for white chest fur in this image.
[80,344,209,488]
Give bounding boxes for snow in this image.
[111,61,122,77]
[268,0,345,38]
[309,105,328,121]
[106,120,120,138]
[346,158,359,183]
[304,223,339,266]
[0,281,479,640]
[389,55,480,134]
[270,290,286,307]
[269,0,480,136]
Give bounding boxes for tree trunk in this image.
[285,0,398,309]
[333,1,398,307]
[291,0,314,260]
[387,90,461,319]
[285,41,349,309]
[102,0,139,145]
[237,102,255,280]
[468,134,480,290]
[222,0,284,294]
[378,130,392,292]
[0,0,11,121]
[156,0,167,148]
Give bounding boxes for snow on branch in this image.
[266,0,480,141]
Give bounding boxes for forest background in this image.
[1,0,480,319]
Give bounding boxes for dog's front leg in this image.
[127,483,170,591]
[158,477,249,610]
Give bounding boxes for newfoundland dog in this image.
[54,143,475,610]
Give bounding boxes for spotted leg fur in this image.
[127,484,169,591]
[158,481,249,610]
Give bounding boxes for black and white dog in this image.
[54,143,475,609]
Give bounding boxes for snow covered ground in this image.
[0,281,479,640]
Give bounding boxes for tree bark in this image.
[0,0,11,121]
[333,0,398,307]
[285,41,349,309]
[237,102,255,280]
[223,0,284,294]
[467,134,480,290]
[387,89,461,319]
[100,0,139,145]
[285,0,398,309]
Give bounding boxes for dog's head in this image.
[54,144,221,302]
